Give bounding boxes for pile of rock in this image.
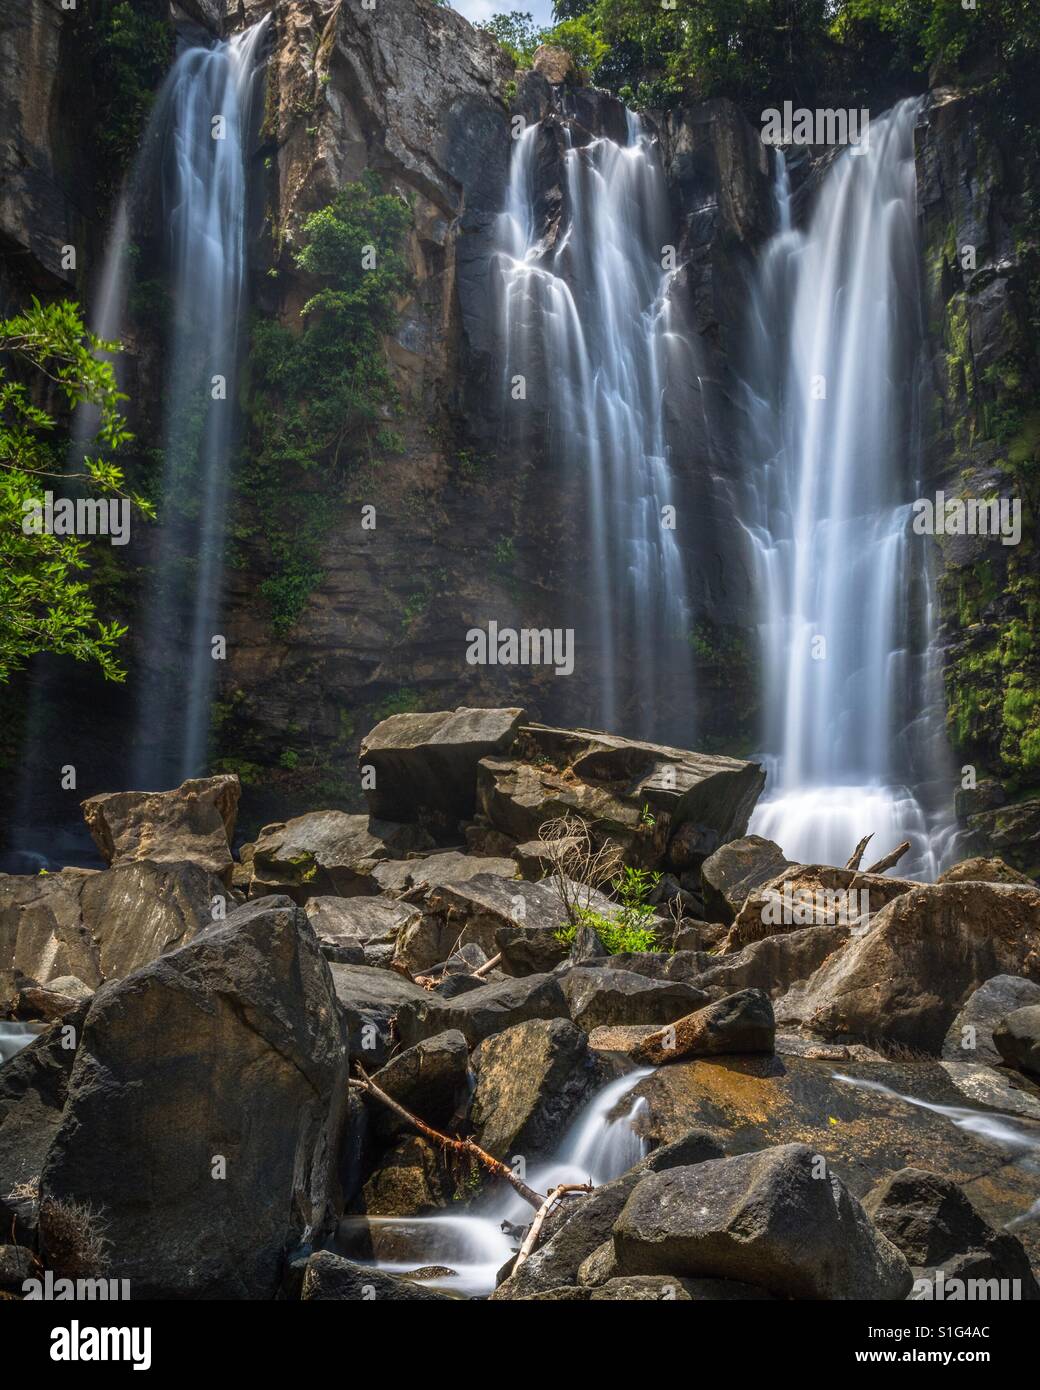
[2,706,1039,1301]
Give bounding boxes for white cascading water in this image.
[133,19,269,787]
[342,1069,651,1298]
[0,1021,44,1067]
[740,100,957,876]
[496,116,693,738]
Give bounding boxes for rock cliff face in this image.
[915,90,1040,873]
[193,0,774,827]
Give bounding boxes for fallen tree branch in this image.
[472,951,501,979]
[512,1182,592,1272]
[864,841,911,875]
[350,1063,544,1210]
[844,834,873,871]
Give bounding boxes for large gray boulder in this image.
[941,975,1040,1064]
[471,1018,602,1160]
[720,863,914,954]
[0,860,226,997]
[248,812,433,902]
[80,774,240,884]
[368,1029,470,1138]
[612,1146,912,1299]
[691,925,848,1000]
[862,1167,1039,1297]
[360,707,524,827]
[371,851,516,899]
[776,882,1040,1050]
[396,971,569,1048]
[304,895,420,965]
[478,723,764,872]
[559,968,708,1032]
[39,897,348,1299]
[700,835,791,924]
[328,963,434,1065]
[993,1005,1040,1079]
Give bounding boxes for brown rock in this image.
[631,989,775,1065]
[81,775,240,884]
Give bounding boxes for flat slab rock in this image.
[249,812,433,902]
[360,706,524,826]
[559,967,709,1032]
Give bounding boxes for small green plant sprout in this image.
[639,802,656,828]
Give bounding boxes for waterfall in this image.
[495,115,693,739]
[132,19,269,788]
[741,100,957,876]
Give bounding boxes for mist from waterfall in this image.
[740,100,958,877]
[132,19,269,788]
[495,115,693,740]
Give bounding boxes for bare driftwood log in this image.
[844,834,874,871]
[864,841,911,875]
[511,1182,593,1272]
[350,1063,543,1210]
[472,951,502,979]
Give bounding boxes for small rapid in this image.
[340,1068,651,1297]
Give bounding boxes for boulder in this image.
[359,1135,455,1216]
[301,1250,452,1301]
[937,857,1035,886]
[941,975,1040,1065]
[359,707,524,827]
[477,723,765,871]
[993,1005,1040,1079]
[964,798,1040,879]
[862,1167,1039,1297]
[396,971,569,1049]
[531,44,576,85]
[612,1146,912,1299]
[700,835,791,924]
[776,882,1040,1050]
[691,925,848,1000]
[248,812,434,902]
[471,1018,602,1160]
[0,1243,34,1292]
[80,775,240,884]
[0,860,226,996]
[559,968,708,1032]
[720,863,914,954]
[368,1029,470,1138]
[631,989,775,1065]
[3,973,93,1022]
[39,897,348,1298]
[0,1004,88,1243]
[371,851,516,898]
[304,894,419,965]
[492,1172,645,1299]
[328,963,434,1065]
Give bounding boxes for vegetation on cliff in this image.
[237,173,411,636]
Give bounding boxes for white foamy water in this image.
[0,1021,44,1066]
[344,1068,652,1297]
[741,100,958,877]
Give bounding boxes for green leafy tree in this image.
[0,298,153,682]
[478,11,543,66]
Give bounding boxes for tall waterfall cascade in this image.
[740,99,958,877]
[495,115,694,740]
[133,18,269,787]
